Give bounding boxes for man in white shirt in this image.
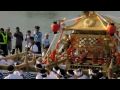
[74,69,89,79]
[42,33,50,56]
[36,68,48,79]
[29,37,38,54]
[35,64,44,79]
[43,33,50,50]
[4,65,23,79]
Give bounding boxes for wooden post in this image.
[24,51,29,72]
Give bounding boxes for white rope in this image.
[101,15,120,30]
[105,15,118,20]
[96,12,109,24]
[63,16,83,23]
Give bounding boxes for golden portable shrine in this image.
[42,11,120,74]
[0,11,120,76]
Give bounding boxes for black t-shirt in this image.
[14,32,23,45]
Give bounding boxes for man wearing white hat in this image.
[36,69,48,79]
[4,65,23,79]
[43,33,50,51]
[74,69,89,79]
[13,63,25,79]
[35,64,45,79]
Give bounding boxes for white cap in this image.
[13,71,21,76]
[36,60,41,64]
[57,69,62,76]
[88,69,93,75]
[74,69,83,76]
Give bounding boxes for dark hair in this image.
[53,66,60,71]
[53,21,57,24]
[27,30,31,33]
[41,74,47,78]
[98,72,104,78]
[67,70,74,75]
[110,23,115,26]
[16,27,20,30]
[35,26,40,30]
[36,64,42,69]
[0,28,4,32]
[40,68,47,74]
[7,65,14,71]
[60,69,66,76]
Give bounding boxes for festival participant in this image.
[25,30,32,49]
[67,70,75,79]
[90,68,100,79]
[97,72,106,79]
[36,66,48,79]
[74,69,89,79]
[88,68,93,79]
[47,66,59,79]
[51,21,60,34]
[25,30,32,43]
[33,26,42,54]
[14,27,23,52]
[56,69,67,79]
[29,37,38,54]
[107,23,116,36]
[13,63,25,78]
[35,63,43,79]
[0,28,8,56]
[4,65,23,79]
[6,27,13,54]
[42,33,50,55]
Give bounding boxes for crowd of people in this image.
[0,20,120,79]
[0,63,108,79]
[0,25,51,57]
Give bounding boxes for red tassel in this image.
[49,50,57,62]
